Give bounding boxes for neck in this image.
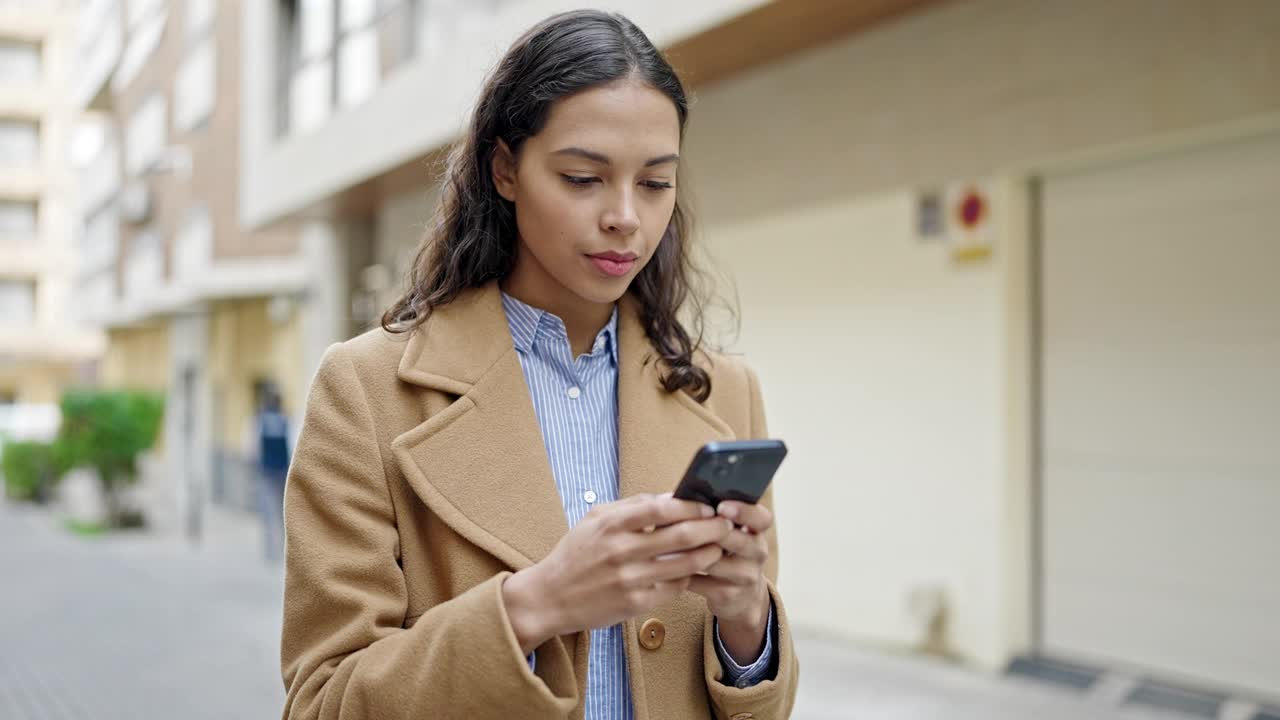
[501,273,614,358]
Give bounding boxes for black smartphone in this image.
[672,439,787,507]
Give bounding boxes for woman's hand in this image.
[502,493,734,655]
[688,501,773,665]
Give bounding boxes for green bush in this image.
[54,389,165,526]
[2,441,56,502]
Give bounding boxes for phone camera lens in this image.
[727,454,740,464]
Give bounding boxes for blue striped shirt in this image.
[501,292,774,719]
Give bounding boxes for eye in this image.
[642,180,674,191]
[561,174,600,187]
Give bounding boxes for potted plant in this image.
[1,440,57,502]
[53,389,165,529]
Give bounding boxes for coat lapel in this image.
[390,283,568,570]
[615,294,735,501]
[389,282,736,573]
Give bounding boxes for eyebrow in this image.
[552,147,679,167]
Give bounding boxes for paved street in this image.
[0,500,1195,720]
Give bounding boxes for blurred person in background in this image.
[280,10,797,720]
[251,383,291,563]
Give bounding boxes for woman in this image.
[281,10,798,720]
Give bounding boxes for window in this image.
[185,0,215,42]
[79,270,117,316]
[174,38,215,132]
[338,0,378,108]
[0,119,39,168]
[174,204,211,278]
[125,226,164,297]
[279,0,419,135]
[80,202,120,275]
[0,280,36,325]
[114,2,167,92]
[0,39,40,86]
[0,200,37,238]
[126,93,167,175]
[127,0,165,31]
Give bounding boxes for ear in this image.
[491,138,518,202]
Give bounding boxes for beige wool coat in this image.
[280,281,799,719]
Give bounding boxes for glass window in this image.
[298,0,334,62]
[80,202,120,275]
[127,0,165,31]
[186,0,215,41]
[0,119,39,168]
[0,200,37,238]
[125,226,164,297]
[174,38,216,132]
[0,39,41,86]
[337,25,376,108]
[0,281,36,325]
[80,271,117,318]
[281,0,420,136]
[126,94,167,175]
[174,204,211,279]
[114,8,167,92]
[288,60,332,134]
[340,0,376,31]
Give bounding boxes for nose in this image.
[600,188,640,236]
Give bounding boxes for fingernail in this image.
[700,504,715,518]
[718,503,738,520]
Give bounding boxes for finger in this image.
[615,494,715,531]
[716,527,768,561]
[640,543,725,584]
[686,574,737,601]
[698,555,761,586]
[716,501,773,533]
[630,517,733,559]
[631,576,693,613]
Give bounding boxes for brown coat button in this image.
[638,618,666,650]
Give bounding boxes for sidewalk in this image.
[0,499,1195,720]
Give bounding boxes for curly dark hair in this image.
[382,9,726,402]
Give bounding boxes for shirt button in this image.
[566,386,581,399]
[583,490,597,504]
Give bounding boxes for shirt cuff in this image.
[713,601,776,688]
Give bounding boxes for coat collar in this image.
[390,281,734,571]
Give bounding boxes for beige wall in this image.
[0,362,73,404]
[101,324,170,391]
[208,298,302,453]
[684,0,1280,669]
[373,184,439,314]
[686,0,1280,223]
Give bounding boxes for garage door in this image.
[1039,131,1280,697]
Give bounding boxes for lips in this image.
[587,251,638,278]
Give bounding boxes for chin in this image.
[570,276,631,306]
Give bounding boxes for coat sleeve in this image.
[280,344,579,720]
[703,362,800,720]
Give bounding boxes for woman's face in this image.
[493,79,681,308]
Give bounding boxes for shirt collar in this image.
[500,291,618,366]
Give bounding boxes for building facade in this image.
[236,0,1280,711]
[71,0,310,535]
[0,1,103,423]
